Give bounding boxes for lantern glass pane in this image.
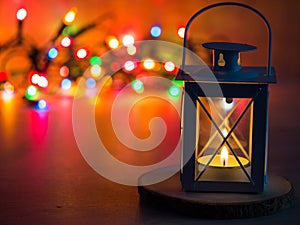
[194,97,253,183]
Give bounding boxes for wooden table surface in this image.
[0,80,299,225]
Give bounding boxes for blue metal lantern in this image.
[177,2,276,193]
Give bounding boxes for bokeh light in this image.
[127,45,137,55]
[90,56,102,66]
[75,48,88,60]
[61,78,72,90]
[25,85,38,100]
[163,61,176,72]
[61,36,72,47]
[59,65,69,77]
[86,78,96,89]
[3,81,14,95]
[31,73,40,84]
[150,25,162,38]
[106,36,119,49]
[16,8,27,21]
[90,65,102,77]
[168,85,180,98]
[177,26,185,39]
[143,58,155,70]
[63,7,77,25]
[122,34,135,46]
[124,60,136,72]
[48,47,58,59]
[131,79,144,93]
[37,76,48,88]
[37,99,47,110]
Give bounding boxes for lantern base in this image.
[138,167,294,219]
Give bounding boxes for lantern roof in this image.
[176,41,276,84]
[202,42,257,52]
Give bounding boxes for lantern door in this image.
[180,82,268,193]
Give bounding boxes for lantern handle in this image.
[181,2,273,76]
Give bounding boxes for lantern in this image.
[177,2,276,193]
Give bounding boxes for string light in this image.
[143,58,155,70]
[90,65,102,77]
[25,85,38,100]
[36,99,47,110]
[122,34,134,47]
[3,81,14,95]
[16,8,27,21]
[86,78,96,89]
[177,26,185,39]
[75,48,88,60]
[106,36,119,49]
[131,79,144,93]
[48,47,58,59]
[163,61,176,72]
[61,78,72,90]
[30,72,40,85]
[127,45,137,55]
[37,76,48,88]
[168,85,180,98]
[90,56,102,66]
[61,36,72,47]
[63,7,77,25]
[123,60,136,72]
[150,25,162,38]
[59,66,69,77]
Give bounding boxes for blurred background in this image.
[0,0,299,224]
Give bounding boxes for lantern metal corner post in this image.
[177,2,277,193]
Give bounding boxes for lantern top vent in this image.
[203,41,257,73]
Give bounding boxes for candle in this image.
[197,146,249,168]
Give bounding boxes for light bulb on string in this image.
[163,61,176,73]
[131,79,144,93]
[86,78,96,89]
[150,25,162,38]
[61,78,72,90]
[59,66,69,77]
[168,85,180,98]
[61,36,72,47]
[177,26,185,39]
[75,48,88,60]
[16,8,27,21]
[36,99,48,110]
[63,7,77,25]
[106,36,119,49]
[122,34,135,47]
[25,85,38,100]
[48,47,58,59]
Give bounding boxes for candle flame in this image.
[220,146,229,167]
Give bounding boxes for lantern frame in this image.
[177,2,276,193]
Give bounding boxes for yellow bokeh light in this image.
[63,7,77,25]
[106,36,119,49]
[143,58,155,70]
